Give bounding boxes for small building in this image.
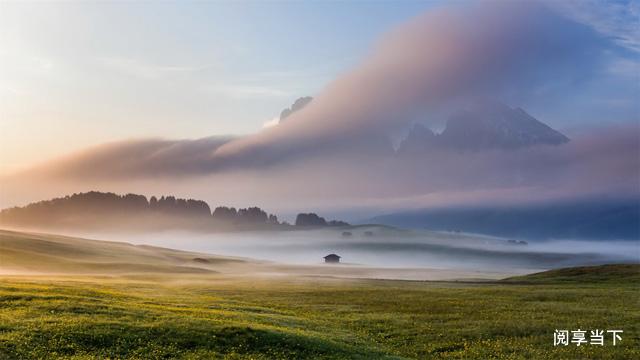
[324,254,341,263]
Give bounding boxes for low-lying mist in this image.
[70,227,638,274]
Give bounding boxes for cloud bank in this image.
[2,1,638,214]
[24,136,233,179]
[209,1,609,168]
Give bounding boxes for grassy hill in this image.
[502,264,640,284]
[0,229,246,274]
[0,229,638,359]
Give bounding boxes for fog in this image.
[73,228,638,275]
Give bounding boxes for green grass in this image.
[502,264,640,284]
[0,229,245,274]
[1,230,638,359]
[0,273,638,359]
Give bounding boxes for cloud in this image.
[4,122,637,214]
[549,0,640,53]
[262,117,280,129]
[607,57,640,76]
[18,136,233,179]
[207,1,610,169]
[13,1,617,177]
[3,1,637,213]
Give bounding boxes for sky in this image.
[0,0,638,218]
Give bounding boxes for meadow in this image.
[0,230,638,359]
[0,266,638,359]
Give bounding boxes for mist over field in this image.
[59,228,635,275]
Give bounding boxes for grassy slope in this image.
[502,264,640,284]
[0,230,638,359]
[0,275,638,359]
[0,229,246,274]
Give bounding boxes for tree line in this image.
[0,191,349,229]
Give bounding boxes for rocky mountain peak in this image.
[398,101,569,154]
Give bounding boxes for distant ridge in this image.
[367,197,640,241]
[0,191,348,233]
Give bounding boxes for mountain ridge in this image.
[366,197,640,241]
[398,101,569,154]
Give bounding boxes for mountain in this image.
[279,96,313,121]
[398,101,569,154]
[366,198,640,241]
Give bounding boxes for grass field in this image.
[0,268,638,359]
[0,230,638,359]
